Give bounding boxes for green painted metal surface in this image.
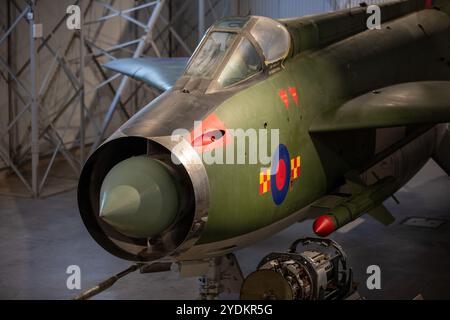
[100,156,179,238]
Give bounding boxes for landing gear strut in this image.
[198,253,244,300]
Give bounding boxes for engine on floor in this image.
[240,238,356,300]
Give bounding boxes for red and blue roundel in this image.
[270,144,291,205]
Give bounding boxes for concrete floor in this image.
[1,160,449,300]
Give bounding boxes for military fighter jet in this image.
[78,0,450,298]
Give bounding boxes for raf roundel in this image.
[270,144,291,205]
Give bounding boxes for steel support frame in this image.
[85,0,225,153]
[0,0,227,198]
[0,0,86,197]
[88,0,169,152]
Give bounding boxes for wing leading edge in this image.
[310,81,450,133]
[103,57,189,92]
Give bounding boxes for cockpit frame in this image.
[183,15,291,93]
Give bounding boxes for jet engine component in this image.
[78,136,210,262]
[240,238,354,300]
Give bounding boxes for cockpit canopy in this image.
[184,16,291,91]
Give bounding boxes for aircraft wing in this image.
[103,57,189,92]
[310,81,450,132]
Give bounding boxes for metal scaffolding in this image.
[0,0,227,198]
[89,0,182,152]
[0,0,85,197]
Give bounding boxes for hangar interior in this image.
[1,0,450,299]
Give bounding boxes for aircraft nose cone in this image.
[99,155,179,238]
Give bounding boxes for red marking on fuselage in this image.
[189,113,231,154]
[278,89,289,109]
[275,159,287,191]
[288,87,299,107]
[192,129,224,146]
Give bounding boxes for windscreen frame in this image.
[182,16,291,93]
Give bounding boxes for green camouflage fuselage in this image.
[78,2,450,262]
[198,7,450,244]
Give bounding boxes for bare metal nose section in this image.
[77,135,210,262]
